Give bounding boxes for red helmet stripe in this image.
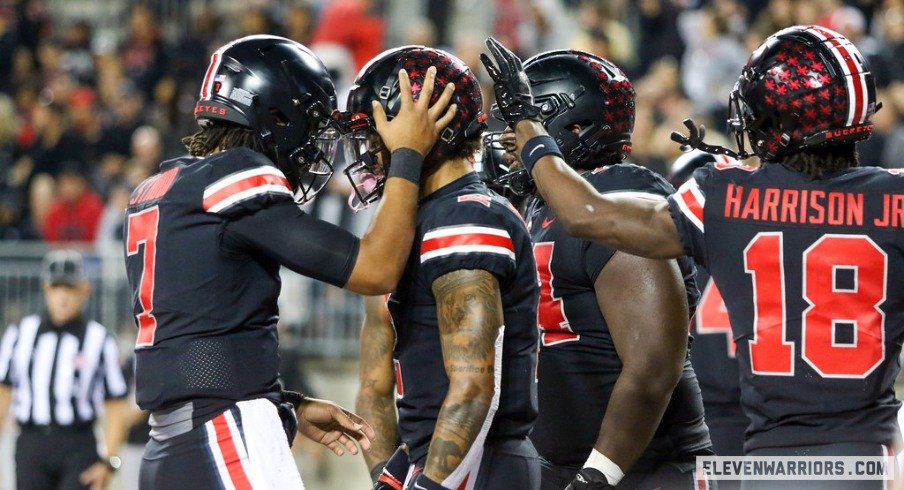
[200,52,220,100]
[804,26,867,126]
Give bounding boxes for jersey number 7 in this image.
[126,206,160,348]
[745,233,886,379]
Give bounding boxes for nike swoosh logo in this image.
[528,144,546,157]
[541,217,556,229]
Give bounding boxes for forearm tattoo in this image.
[425,269,503,481]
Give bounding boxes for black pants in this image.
[471,437,541,490]
[15,426,99,490]
[706,412,747,490]
[741,442,891,490]
[541,448,716,490]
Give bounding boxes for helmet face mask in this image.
[340,114,388,211]
[480,131,534,196]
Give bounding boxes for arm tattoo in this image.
[424,269,503,482]
[356,299,399,469]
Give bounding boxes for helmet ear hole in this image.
[270,109,289,126]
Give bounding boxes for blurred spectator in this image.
[96,181,131,243]
[311,0,385,70]
[42,162,103,242]
[572,0,635,69]
[680,7,748,119]
[636,0,686,77]
[403,16,438,47]
[13,99,86,182]
[119,5,168,99]
[286,3,316,45]
[124,125,162,188]
[61,21,96,87]
[239,8,274,37]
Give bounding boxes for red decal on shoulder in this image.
[714,160,754,172]
[883,168,904,175]
[590,166,610,174]
[457,194,492,207]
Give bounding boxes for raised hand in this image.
[371,66,457,156]
[296,397,377,456]
[480,37,541,126]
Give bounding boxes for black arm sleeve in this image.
[222,202,360,288]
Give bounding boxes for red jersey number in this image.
[126,206,160,348]
[695,279,736,357]
[533,242,578,346]
[745,233,886,378]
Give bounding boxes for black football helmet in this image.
[194,35,341,203]
[729,26,878,160]
[484,50,635,195]
[342,45,487,210]
[674,26,880,162]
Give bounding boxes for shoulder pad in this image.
[585,163,675,198]
[202,148,295,217]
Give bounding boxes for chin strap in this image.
[670,119,751,160]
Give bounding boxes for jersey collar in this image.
[419,172,483,204]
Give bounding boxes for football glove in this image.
[480,37,542,126]
[371,445,409,490]
[565,468,617,490]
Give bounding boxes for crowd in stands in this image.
[0,0,901,243]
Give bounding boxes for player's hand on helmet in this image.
[480,37,541,126]
[295,397,376,456]
[371,444,409,490]
[371,66,457,157]
[564,468,617,490]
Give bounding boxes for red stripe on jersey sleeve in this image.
[679,186,705,224]
[420,232,515,256]
[203,173,292,212]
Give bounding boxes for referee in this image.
[0,250,130,490]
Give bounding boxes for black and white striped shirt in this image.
[0,315,128,426]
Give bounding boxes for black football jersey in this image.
[669,162,904,452]
[124,148,357,418]
[388,173,539,465]
[528,164,710,467]
[689,267,744,413]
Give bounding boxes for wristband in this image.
[584,449,624,485]
[387,148,425,185]
[519,135,563,176]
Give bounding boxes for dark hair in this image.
[182,123,267,157]
[423,135,482,170]
[781,144,859,178]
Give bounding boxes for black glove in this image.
[480,37,542,126]
[564,468,617,490]
[371,445,409,490]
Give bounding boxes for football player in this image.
[669,151,748,464]
[483,26,900,489]
[124,35,456,489]
[487,50,713,490]
[350,46,541,490]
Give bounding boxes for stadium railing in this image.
[0,241,364,358]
